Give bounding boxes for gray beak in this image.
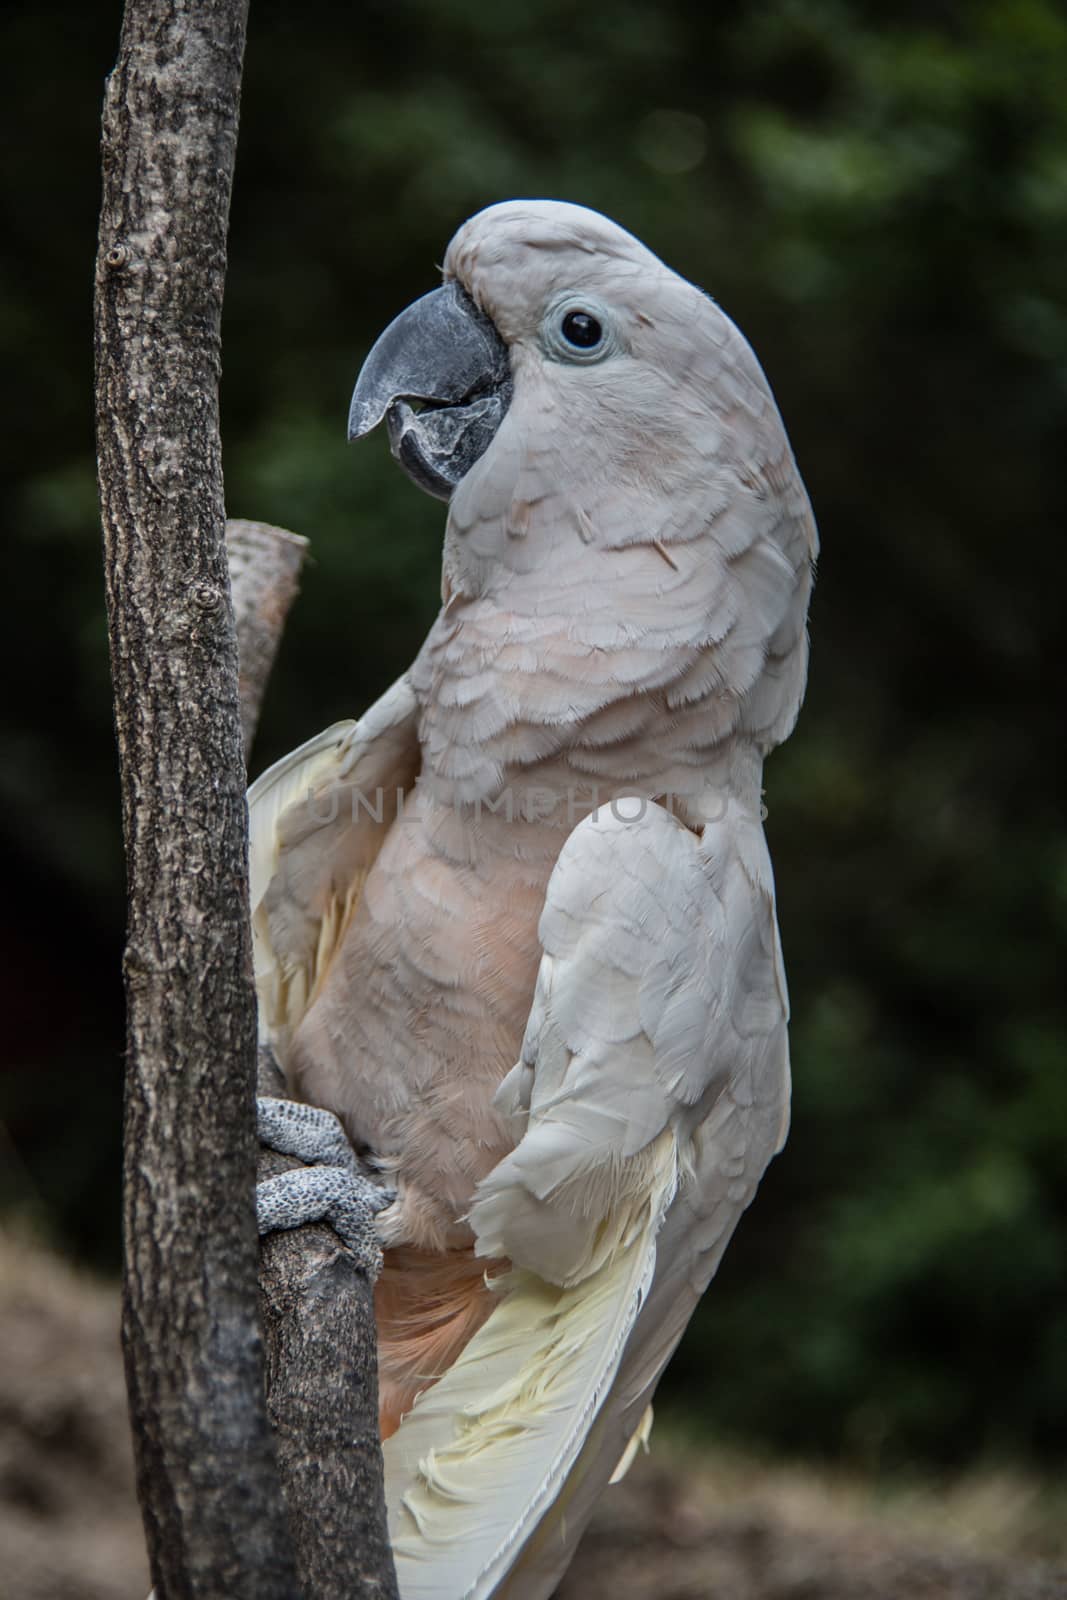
[348,281,512,501]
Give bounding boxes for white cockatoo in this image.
[250,199,817,1600]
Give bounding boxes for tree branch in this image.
[256,1052,399,1600]
[225,519,309,757]
[95,3,298,1595]
[225,537,398,1598]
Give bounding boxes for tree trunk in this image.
[94,3,298,1595]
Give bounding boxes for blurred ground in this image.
[0,1232,149,1600]
[560,1455,1067,1600]
[2,1230,1063,1600]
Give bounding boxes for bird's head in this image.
[349,200,817,757]
[349,199,729,505]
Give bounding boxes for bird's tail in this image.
[383,1146,675,1600]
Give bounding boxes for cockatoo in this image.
[251,199,817,1600]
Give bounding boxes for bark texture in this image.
[94,4,298,1596]
[257,1052,399,1600]
[229,525,399,1596]
[225,519,309,756]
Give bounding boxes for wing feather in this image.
[385,797,789,1599]
[248,673,420,1059]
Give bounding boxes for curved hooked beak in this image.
[348,281,512,502]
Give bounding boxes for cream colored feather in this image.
[248,674,419,1061]
[385,1145,675,1600]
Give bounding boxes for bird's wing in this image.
[384,795,790,1600]
[248,673,420,1061]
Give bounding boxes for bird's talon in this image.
[256,1164,390,1275]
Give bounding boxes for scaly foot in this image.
[256,1096,396,1275]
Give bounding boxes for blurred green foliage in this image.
[1,0,1064,1471]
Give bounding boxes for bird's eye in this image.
[561,310,603,349]
[542,296,617,364]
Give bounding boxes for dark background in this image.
[2,0,1064,1477]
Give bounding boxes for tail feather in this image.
[384,1205,663,1600]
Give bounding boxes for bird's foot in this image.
[256,1096,396,1275]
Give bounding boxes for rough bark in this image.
[257,1052,399,1600]
[225,519,309,757]
[227,513,397,1598]
[94,3,298,1596]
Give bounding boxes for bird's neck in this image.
[412,597,767,839]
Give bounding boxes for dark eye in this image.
[561,310,603,349]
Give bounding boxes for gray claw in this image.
[256,1165,394,1275]
[256,1096,396,1274]
[257,1096,361,1172]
